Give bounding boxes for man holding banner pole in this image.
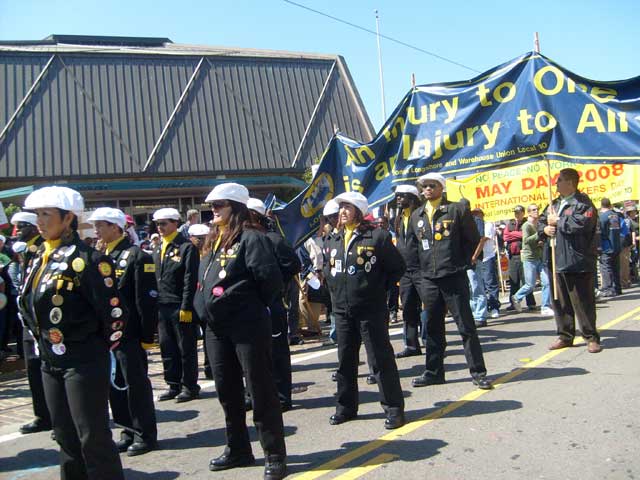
[539,168,601,353]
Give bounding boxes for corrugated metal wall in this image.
[0,51,372,179]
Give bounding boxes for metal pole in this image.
[374,9,386,121]
[534,32,541,53]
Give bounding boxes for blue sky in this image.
[1,0,638,131]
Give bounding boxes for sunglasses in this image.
[420,183,440,189]
[156,221,170,227]
[210,201,230,209]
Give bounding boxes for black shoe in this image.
[245,396,253,411]
[331,371,337,382]
[366,375,377,385]
[19,420,52,435]
[411,375,445,388]
[50,431,57,442]
[209,452,256,471]
[281,402,293,412]
[395,348,422,359]
[264,455,287,480]
[288,337,304,346]
[204,369,213,380]
[384,413,406,430]
[472,376,493,390]
[475,320,487,328]
[175,389,199,403]
[158,388,180,401]
[329,412,357,425]
[127,440,157,457]
[115,436,134,453]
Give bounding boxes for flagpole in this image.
[374,9,387,122]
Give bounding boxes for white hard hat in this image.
[205,183,249,205]
[247,198,266,216]
[24,186,84,215]
[87,207,127,229]
[334,191,369,216]
[152,208,181,221]
[11,212,38,226]
[394,184,420,197]
[188,224,210,237]
[417,172,447,190]
[322,199,340,216]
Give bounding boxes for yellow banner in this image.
[447,161,639,221]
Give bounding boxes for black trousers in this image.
[399,272,422,351]
[109,340,157,443]
[205,323,286,458]
[509,255,536,307]
[600,252,621,295]
[23,337,51,425]
[334,309,404,417]
[551,271,599,342]
[158,304,199,392]
[270,299,292,406]
[42,351,124,480]
[418,272,487,380]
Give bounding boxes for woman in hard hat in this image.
[17,186,126,480]
[195,183,287,480]
[323,191,407,429]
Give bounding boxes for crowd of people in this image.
[0,167,638,479]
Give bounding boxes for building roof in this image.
[0,35,374,182]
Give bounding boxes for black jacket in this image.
[395,210,420,272]
[194,229,283,334]
[152,232,199,310]
[265,230,301,285]
[406,200,479,279]
[18,233,127,368]
[109,237,158,343]
[323,225,405,315]
[539,191,598,273]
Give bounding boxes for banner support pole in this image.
[545,157,559,300]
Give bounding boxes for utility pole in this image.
[374,9,386,122]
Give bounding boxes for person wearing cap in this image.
[248,197,301,411]
[393,184,424,358]
[10,212,52,435]
[320,199,340,347]
[323,191,406,429]
[504,205,537,311]
[539,168,601,353]
[89,207,159,456]
[194,183,287,479]
[151,207,201,402]
[149,232,161,251]
[408,172,492,390]
[17,186,127,480]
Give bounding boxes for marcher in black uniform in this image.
[10,212,51,435]
[407,173,493,390]
[18,186,126,480]
[152,208,200,402]
[539,168,602,353]
[323,192,406,429]
[393,184,424,359]
[188,223,214,380]
[248,197,301,412]
[89,207,159,456]
[194,183,287,480]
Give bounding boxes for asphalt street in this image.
[1,287,639,480]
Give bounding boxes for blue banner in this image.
[274,51,640,246]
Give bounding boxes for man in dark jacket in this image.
[152,208,200,402]
[393,184,424,358]
[89,208,159,456]
[539,168,601,353]
[598,197,623,297]
[407,172,492,390]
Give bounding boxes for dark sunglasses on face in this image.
[156,221,170,227]
[210,201,230,209]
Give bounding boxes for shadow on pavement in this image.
[123,469,179,479]
[286,437,448,474]
[502,366,589,383]
[156,409,200,423]
[159,427,227,451]
[0,448,58,473]
[602,329,640,349]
